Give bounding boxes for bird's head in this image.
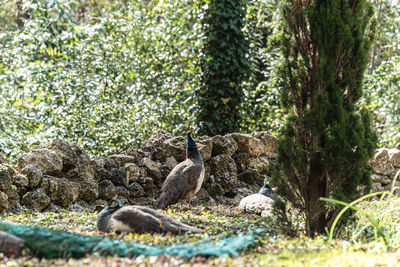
[97,203,123,232]
[187,131,197,150]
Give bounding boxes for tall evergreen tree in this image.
[196,0,250,136]
[271,0,377,236]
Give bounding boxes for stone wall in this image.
[0,131,277,212]
[369,148,400,194]
[0,131,399,212]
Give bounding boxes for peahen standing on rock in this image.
[155,132,205,209]
[97,204,202,234]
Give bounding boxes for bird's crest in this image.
[186,131,201,160]
[187,132,197,149]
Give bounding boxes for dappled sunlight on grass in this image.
[2,202,400,266]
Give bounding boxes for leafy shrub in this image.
[0,0,202,159]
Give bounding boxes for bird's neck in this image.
[187,146,202,162]
[97,208,115,232]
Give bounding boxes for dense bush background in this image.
[0,0,398,160]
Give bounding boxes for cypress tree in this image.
[271,0,377,236]
[196,0,250,136]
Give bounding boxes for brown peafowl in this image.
[155,132,205,209]
[97,204,202,234]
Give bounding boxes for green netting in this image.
[0,221,264,258]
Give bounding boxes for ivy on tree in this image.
[271,0,377,236]
[196,0,250,136]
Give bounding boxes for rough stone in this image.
[115,186,130,199]
[208,154,238,193]
[164,136,186,162]
[252,131,278,157]
[229,133,265,157]
[103,157,118,170]
[207,182,224,198]
[139,167,147,178]
[0,191,8,210]
[231,187,255,198]
[125,163,140,182]
[13,172,28,194]
[74,175,98,201]
[124,146,140,159]
[371,174,391,185]
[389,149,400,168]
[238,193,274,216]
[108,168,128,187]
[0,164,15,191]
[34,140,89,169]
[248,155,270,174]
[21,188,51,211]
[35,141,95,186]
[138,177,156,191]
[96,168,112,181]
[18,148,63,176]
[140,130,173,161]
[190,188,212,205]
[20,164,43,188]
[383,182,400,196]
[41,176,80,206]
[108,155,137,168]
[203,163,211,184]
[91,157,106,170]
[196,136,213,161]
[211,135,238,156]
[98,180,116,200]
[370,148,396,176]
[233,153,250,174]
[6,187,20,211]
[128,182,145,198]
[237,168,261,185]
[19,141,99,204]
[142,158,162,181]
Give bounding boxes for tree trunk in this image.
[306,155,327,237]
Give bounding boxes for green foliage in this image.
[363,56,400,147]
[271,0,377,236]
[0,0,202,159]
[0,0,398,162]
[196,0,250,135]
[362,0,400,147]
[240,0,286,136]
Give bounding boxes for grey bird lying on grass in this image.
[97,204,202,234]
[155,132,205,209]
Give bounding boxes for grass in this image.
[1,199,400,266]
